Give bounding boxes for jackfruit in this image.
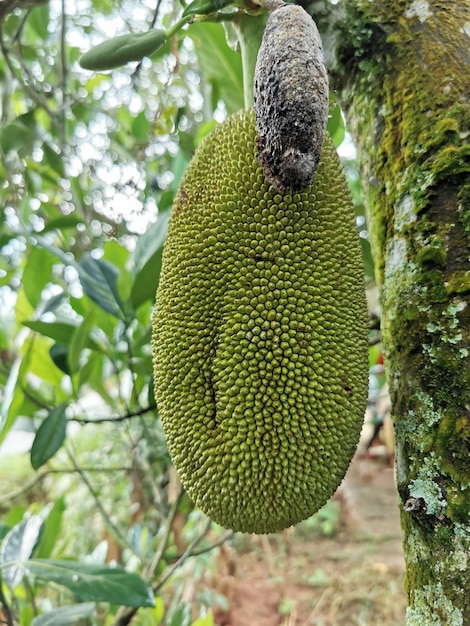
[254,4,329,192]
[152,108,368,534]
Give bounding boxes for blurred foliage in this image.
[0,0,378,624]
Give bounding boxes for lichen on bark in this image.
[331,0,470,622]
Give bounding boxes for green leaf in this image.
[20,602,34,626]
[79,29,166,71]
[22,248,55,309]
[68,311,96,374]
[0,515,44,589]
[0,355,22,443]
[30,404,68,470]
[0,341,33,443]
[167,604,192,626]
[0,121,34,156]
[188,22,243,115]
[131,111,151,142]
[327,95,345,148]
[78,255,128,320]
[34,498,66,559]
[0,522,11,542]
[23,321,79,345]
[360,236,375,281]
[49,343,70,376]
[133,597,165,626]
[42,290,66,314]
[192,613,214,626]
[131,210,170,309]
[27,4,50,40]
[42,142,65,178]
[32,603,96,626]
[42,216,83,233]
[183,0,233,17]
[28,335,64,386]
[25,560,155,607]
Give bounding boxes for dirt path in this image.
[214,455,406,626]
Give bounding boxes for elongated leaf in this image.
[131,210,170,309]
[49,343,70,375]
[68,312,95,374]
[28,335,64,386]
[133,597,165,626]
[183,0,232,17]
[23,321,78,345]
[0,355,22,443]
[34,498,66,559]
[0,121,35,156]
[32,603,96,626]
[24,320,101,354]
[27,4,50,40]
[78,255,128,319]
[23,248,55,309]
[25,559,155,607]
[0,516,44,589]
[42,216,83,233]
[41,290,67,314]
[42,142,65,178]
[131,111,151,142]
[188,22,243,115]
[0,523,11,542]
[168,603,192,626]
[30,404,68,470]
[79,29,166,71]
[327,94,345,148]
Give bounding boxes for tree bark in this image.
[329,0,470,622]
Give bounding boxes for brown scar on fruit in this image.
[253,4,329,192]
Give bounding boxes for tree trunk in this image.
[329,0,470,622]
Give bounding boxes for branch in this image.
[64,448,137,556]
[112,485,184,626]
[170,530,234,561]
[0,583,14,626]
[0,466,132,506]
[71,403,157,424]
[152,518,213,594]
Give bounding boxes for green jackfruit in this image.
[152,108,368,534]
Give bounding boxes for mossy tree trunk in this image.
[326,0,470,622]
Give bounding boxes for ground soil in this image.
[211,453,407,626]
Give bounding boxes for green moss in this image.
[334,3,470,619]
[406,584,463,626]
[458,184,470,234]
[432,145,470,180]
[416,240,447,268]
[436,412,470,499]
[445,271,470,295]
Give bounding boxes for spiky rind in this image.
[152,109,368,534]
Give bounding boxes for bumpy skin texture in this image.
[152,109,368,534]
[253,4,329,192]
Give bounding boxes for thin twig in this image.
[112,486,183,626]
[59,0,68,144]
[0,466,132,506]
[170,529,233,562]
[152,518,212,594]
[64,447,136,555]
[71,403,157,424]
[0,583,14,626]
[0,470,48,506]
[150,0,164,28]
[144,487,184,581]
